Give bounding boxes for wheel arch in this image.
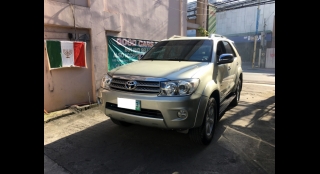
[193,80,220,128]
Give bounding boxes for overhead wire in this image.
[188,0,275,13]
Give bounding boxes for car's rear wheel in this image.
[231,79,241,106]
[110,118,131,127]
[188,97,217,145]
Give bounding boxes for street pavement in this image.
[242,62,275,85]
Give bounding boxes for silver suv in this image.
[97,34,243,145]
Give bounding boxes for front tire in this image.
[188,97,218,145]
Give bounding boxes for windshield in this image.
[141,40,213,62]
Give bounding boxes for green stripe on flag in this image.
[46,41,62,68]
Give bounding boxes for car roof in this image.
[162,34,234,44]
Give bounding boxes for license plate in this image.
[117,98,141,111]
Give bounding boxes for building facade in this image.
[187,1,275,66]
[216,3,275,65]
[44,0,187,112]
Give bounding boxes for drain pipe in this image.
[180,0,183,36]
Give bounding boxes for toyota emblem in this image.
[125,81,137,90]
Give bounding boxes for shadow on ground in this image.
[44,96,275,174]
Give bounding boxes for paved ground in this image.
[242,62,275,85]
[44,62,275,174]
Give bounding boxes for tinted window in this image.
[223,41,236,56]
[141,40,213,62]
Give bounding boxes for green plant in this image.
[197,27,209,36]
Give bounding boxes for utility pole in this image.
[252,0,261,68]
[196,0,206,36]
[262,18,266,67]
[258,18,266,67]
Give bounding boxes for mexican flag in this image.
[46,40,87,69]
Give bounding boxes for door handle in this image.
[228,66,231,70]
[237,62,238,66]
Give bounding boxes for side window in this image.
[216,41,226,58]
[222,41,236,56]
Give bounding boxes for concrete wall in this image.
[216,3,275,36]
[44,26,92,112]
[44,0,187,112]
[105,0,187,40]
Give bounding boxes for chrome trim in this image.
[125,80,137,90]
[110,76,163,93]
[111,79,126,84]
[110,84,160,92]
[112,75,169,82]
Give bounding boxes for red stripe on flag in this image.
[73,42,86,67]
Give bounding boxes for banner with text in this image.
[107,36,158,70]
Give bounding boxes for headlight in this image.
[101,73,112,89]
[159,79,199,96]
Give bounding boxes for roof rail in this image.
[169,35,185,39]
[209,34,226,38]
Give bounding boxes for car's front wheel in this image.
[188,97,217,145]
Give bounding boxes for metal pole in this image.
[196,0,202,36]
[262,18,266,68]
[252,0,261,68]
[258,48,261,66]
[259,20,265,67]
[196,0,205,36]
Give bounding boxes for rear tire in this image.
[188,97,218,145]
[110,118,131,127]
[231,79,241,106]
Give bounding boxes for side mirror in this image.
[217,53,234,64]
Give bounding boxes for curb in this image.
[44,103,99,124]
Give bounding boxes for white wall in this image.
[216,3,275,35]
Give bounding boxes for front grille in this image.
[110,78,160,93]
[105,102,163,119]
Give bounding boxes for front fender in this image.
[231,67,243,92]
[193,80,219,128]
[202,80,219,97]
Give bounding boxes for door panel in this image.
[222,41,238,94]
[216,41,231,100]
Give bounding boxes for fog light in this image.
[177,109,188,119]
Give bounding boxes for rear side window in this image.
[223,41,236,56]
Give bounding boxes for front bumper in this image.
[98,88,204,129]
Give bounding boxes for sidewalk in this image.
[44,103,99,124]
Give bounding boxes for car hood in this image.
[109,60,210,80]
